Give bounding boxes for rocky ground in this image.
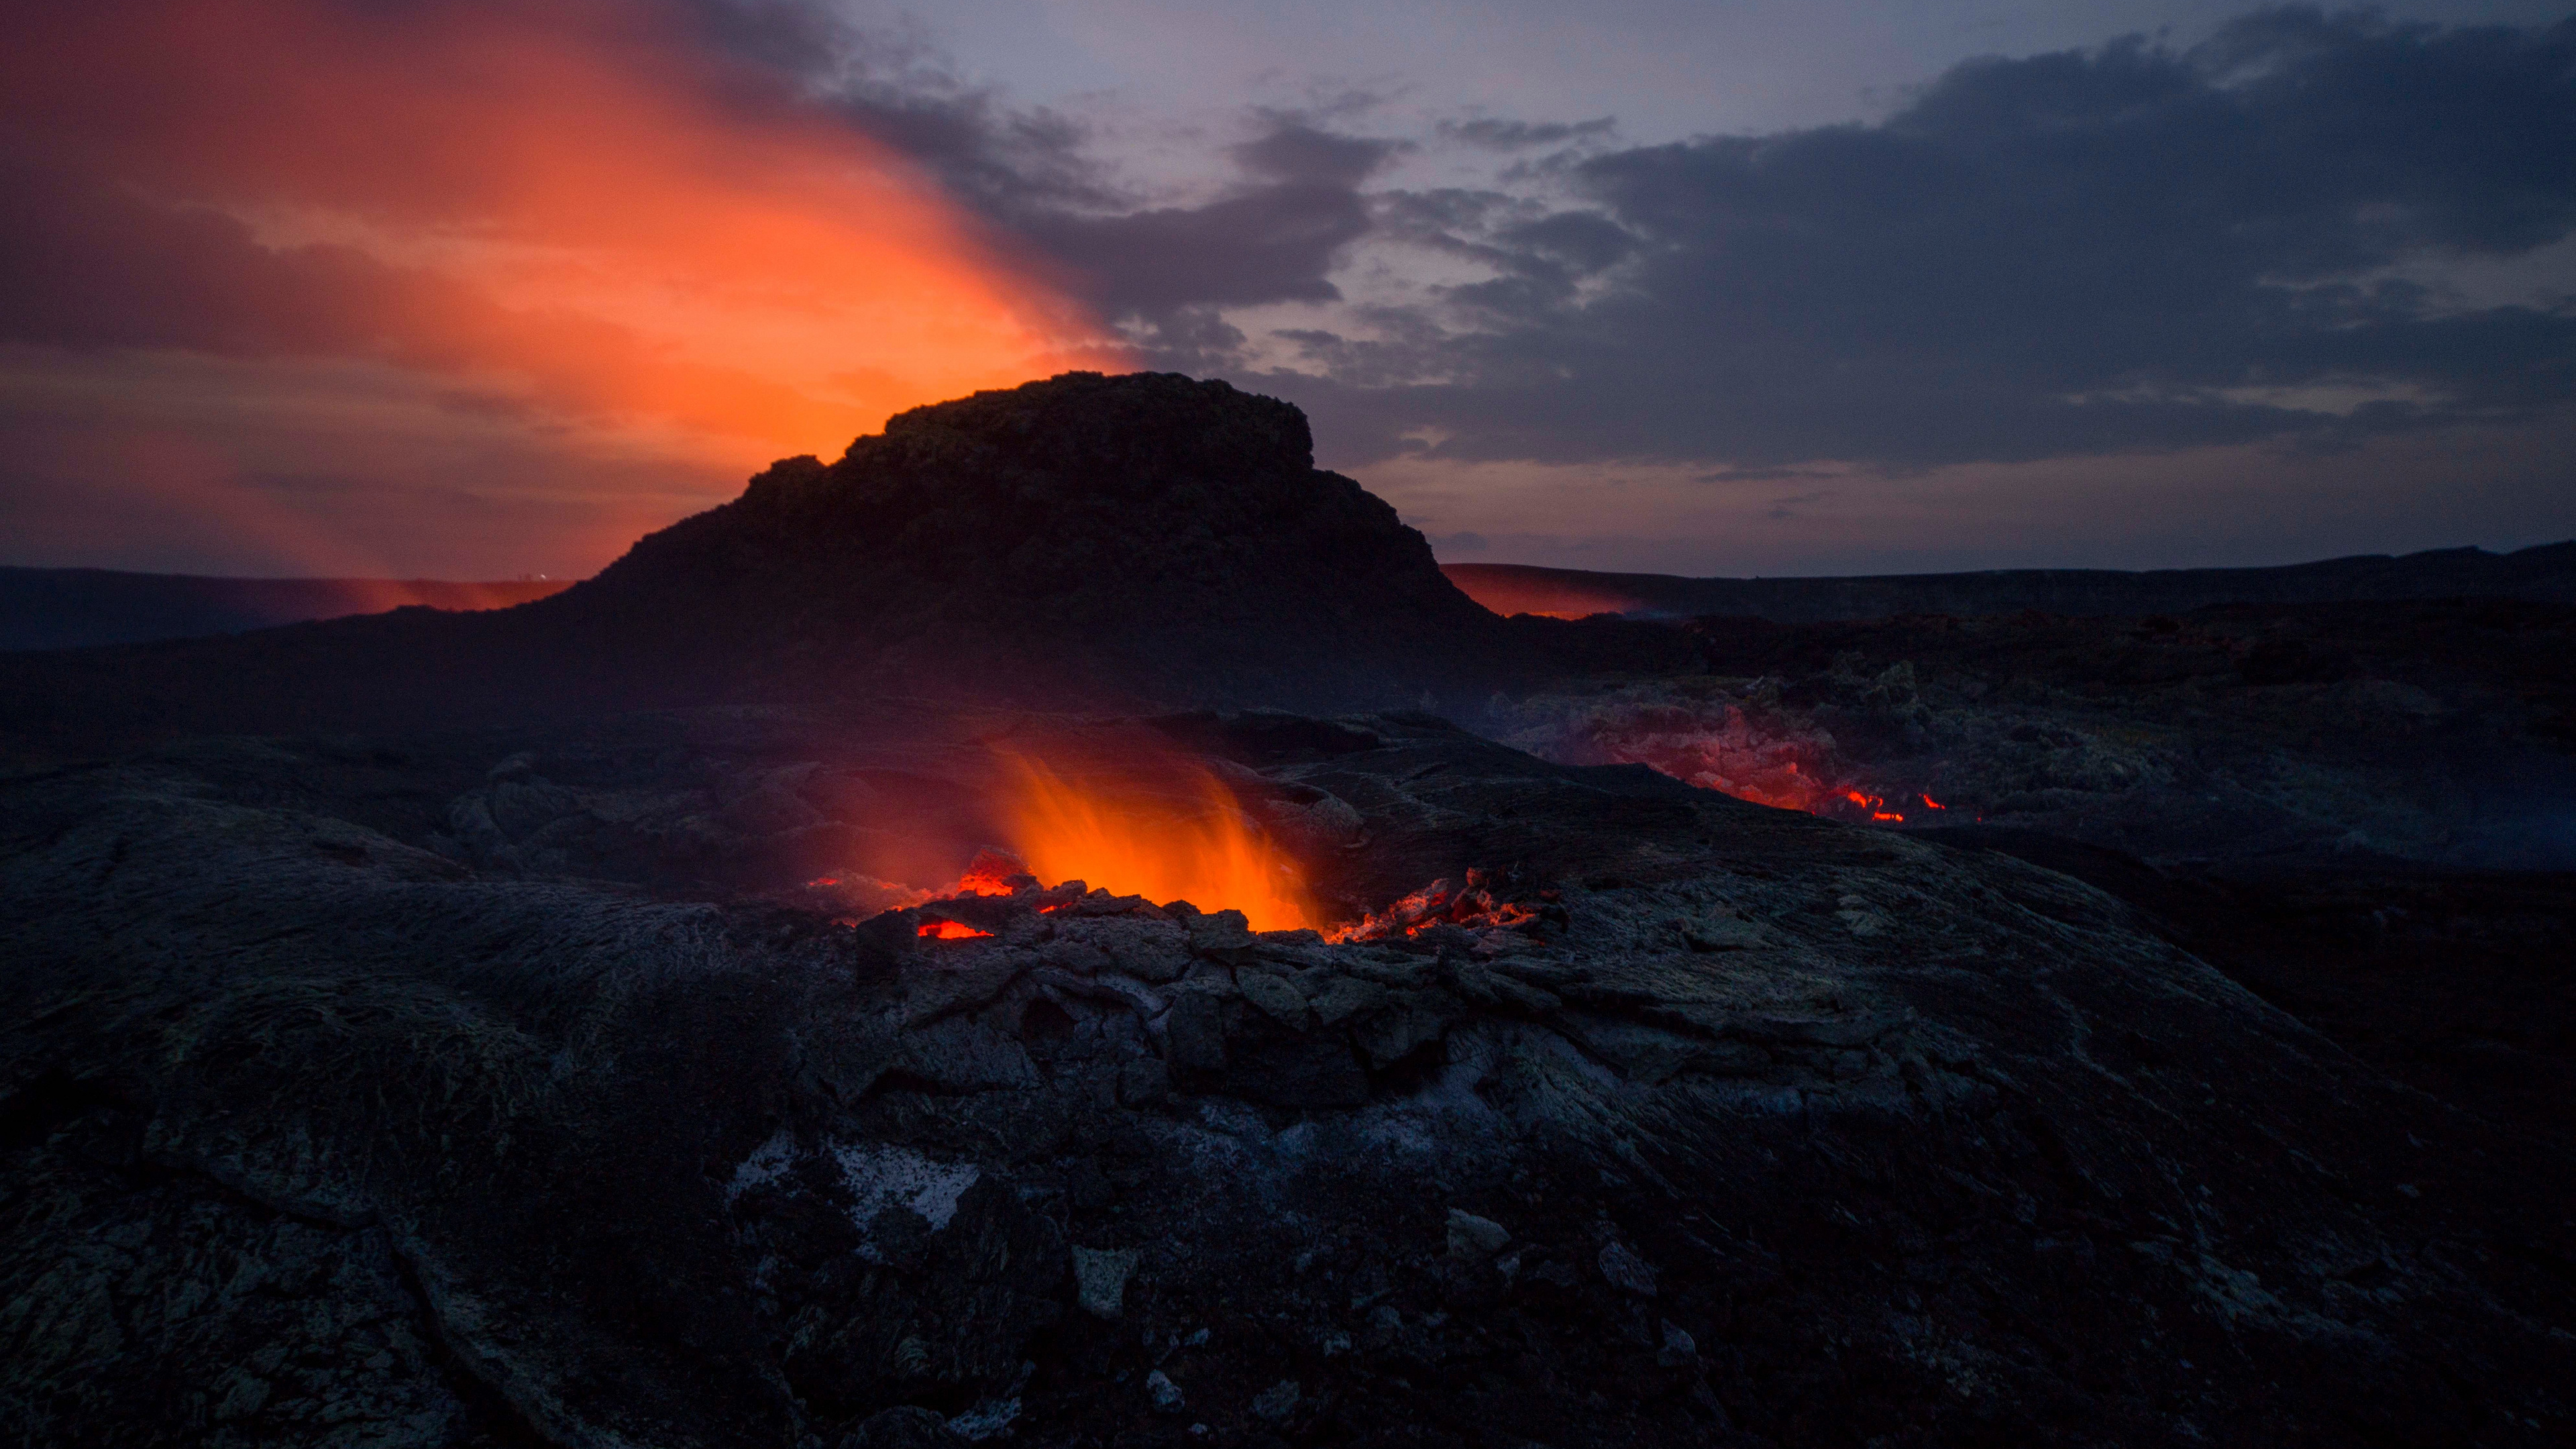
[1495,598,2576,1176]
[6,707,2571,1448]
[7,374,2573,1446]
[1497,599,2576,870]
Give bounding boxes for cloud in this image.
[994,117,1409,357]
[1438,117,1618,151]
[667,5,1405,340]
[1254,7,2576,473]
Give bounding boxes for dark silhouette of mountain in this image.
[0,569,572,651]
[550,370,1511,704]
[1,373,1566,755]
[1445,541,2576,621]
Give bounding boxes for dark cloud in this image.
[1438,117,1617,150]
[677,0,1120,214]
[1232,122,1409,186]
[675,3,1399,337]
[1016,119,1405,342]
[1260,7,2576,472]
[1017,166,1375,317]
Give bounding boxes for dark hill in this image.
[555,370,1509,703]
[0,570,572,651]
[1,374,1585,755]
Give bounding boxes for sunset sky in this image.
[3,0,2571,578]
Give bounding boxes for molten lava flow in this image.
[1845,790,1906,822]
[950,849,1029,898]
[917,918,994,941]
[1327,871,1552,944]
[987,751,1320,932]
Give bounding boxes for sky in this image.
[1,0,2570,579]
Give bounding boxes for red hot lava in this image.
[1509,698,1953,826]
[804,746,1324,934]
[916,918,995,940]
[1328,869,1556,944]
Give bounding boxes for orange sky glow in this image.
[0,0,1132,576]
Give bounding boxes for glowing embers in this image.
[985,750,1320,932]
[1329,869,1559,945]
[1521,700,1953,827]
[911,849,1026,940]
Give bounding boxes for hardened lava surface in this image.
[3,709,2571,1448]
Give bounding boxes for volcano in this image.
[1,373,1572,755]
[564,372,1511,708]
[5,375,2573,1447]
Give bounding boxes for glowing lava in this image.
[916,918,995,941]
[1845,790,1907,822]
[984,751,1321,932]
[1327,872,1549,944]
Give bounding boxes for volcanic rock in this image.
[4,705,2570,1446]
[566,370,1510,706]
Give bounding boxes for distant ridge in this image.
[0,568,574,651]
[1444,542,2576,623]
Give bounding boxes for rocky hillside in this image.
[0,374,1551,756]
[557,371,1511,708]
[0,569,572,651]
[3,706,2568,1446]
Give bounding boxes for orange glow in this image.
[1844,789,1904,822]
[987,751,1321,932]
[1327,875,1543,944]
[5,0,1132,567]
[1534,703,1938,826]
[1922,794,1946,810]
[951,849,1028,898]
[1440,565,1649,620]
[917,919,996,941]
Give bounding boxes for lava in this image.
[1327,870,1552,943]
[1845,790,1906,822]
[950,849,1029,898]
[981,749,1321,932]
[916,918,994,941]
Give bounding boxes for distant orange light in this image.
[5,0,1134,572]
[1921,794,1945,810]
[1439,567,1647,620]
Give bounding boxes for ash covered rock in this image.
[3,708,2571,1446]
